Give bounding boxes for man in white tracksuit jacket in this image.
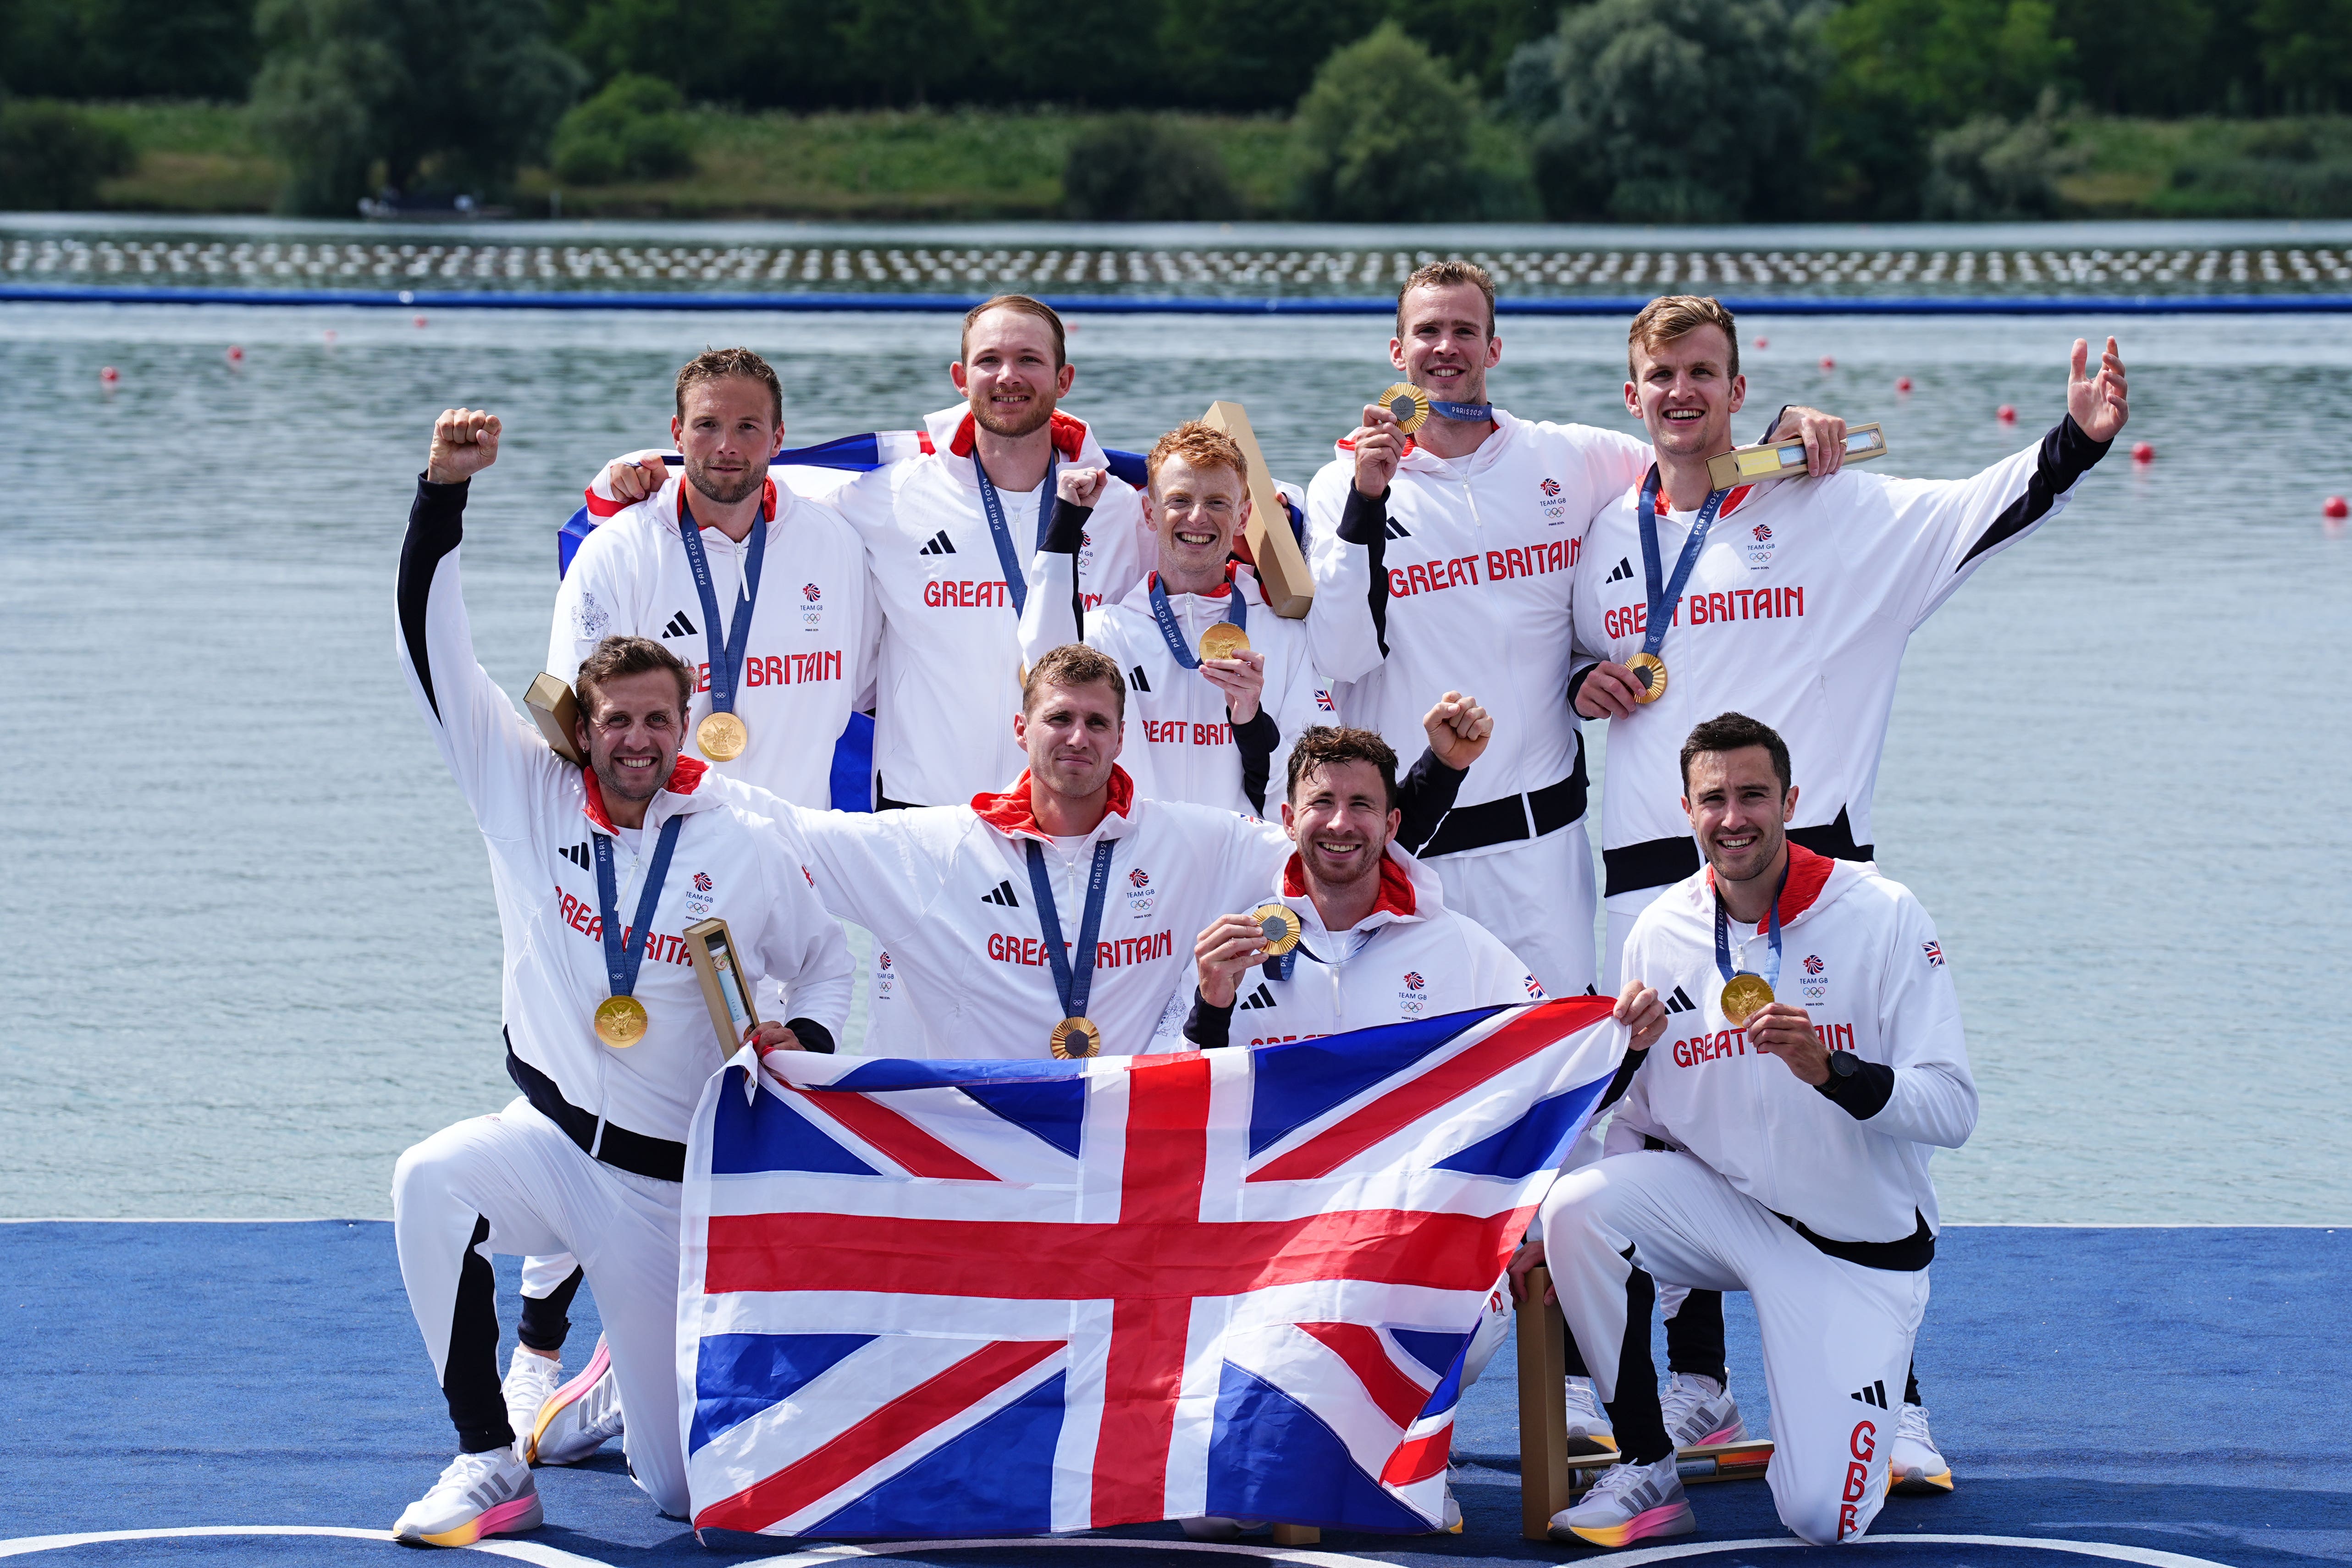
[726,642,1491,1060]
[387,409,852,1547]
[1511,713,1976,1551]
[1563,295,2129,1478]
[1021,420,1337,818]
[1305,262,1846,995]
[1177,725,1546,1050]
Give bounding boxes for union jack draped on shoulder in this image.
[679,997,1625,1539]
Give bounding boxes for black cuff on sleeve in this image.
[1565,662,1599,713]
[785,1016,837,1056]
[1185,988,1236,1049]
[2054,411,2115,467]
[410,474,470,547]
[1816,1058,1895,1119]
[1042,497,1092,555]
[1597,1045,1650,1114]
[1757,405,1794,446]
[1230,706,1280,816]
[399,475,471,720]
[1337,486,1388,546]
[1394,746,1468,854]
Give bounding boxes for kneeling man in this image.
[1512,713,1975,1548]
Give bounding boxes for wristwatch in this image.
[1826,1049,1860,1081]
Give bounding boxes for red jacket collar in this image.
[581,754,708,833]
[948,409,1088,463]
[1281,849,1417,922]
[970,766,1134,838]
[1705,841,1833,930]
[1146,563,1242,596]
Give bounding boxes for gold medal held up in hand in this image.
[1377,382,1432,436]
[1050,1016,1100,1060]
[594,994,650,1048]
[1251,902,1302,956]
[1624,651,1667,704]
[1719,973,1774,1026]
[1198,622,1250,662]
[697,710,748,761]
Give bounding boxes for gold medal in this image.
[594,994,650,1048]
[1198,622,1250,662]
[697,710,748,761]
[1719,973,1774,1026]
[1377,382,1431,436]
[1624,651,1667,704]
[1251,902,1302,957]
[1049,1016,1100,1060]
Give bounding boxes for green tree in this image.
[1518,0,1827,223]
[552,0,800,106]
[250,0,584,214]
[0,99,133,208]
[2253,0,2352,111]
[2053,0,2217,115]
[551,71,695,182]
[1160,0,1384,111]
[1292,22,1485,220]
[1063,115,1238,217]
[1383,0,1560,98]
[1816,0,2069,217]
[0,0,256,99]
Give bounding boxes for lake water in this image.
[2,224,2347,1222]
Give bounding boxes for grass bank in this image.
[67,101,2352,222]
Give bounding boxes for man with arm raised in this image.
[386,409,851,1545]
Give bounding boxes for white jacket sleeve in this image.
[581,447,676,519]
[744,817,855,1041]
[397,477,568,846]
[1464,920,1546,1006]
[1017,542,1086,664]
[767,798,954,950]
[1881,415,2113,629]
[1861,894,1978,1149]
[547,508,639,684]
[1304,459,1388,684]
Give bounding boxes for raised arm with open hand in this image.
[2068,337,2130,442]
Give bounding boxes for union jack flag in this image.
[679,998,1624,1539]
[1922,941,1944,967]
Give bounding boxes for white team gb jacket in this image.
[1021,558,1338,818]
[1169,844,1545,1049]
[1610,845,1977,1244]
[1574,417,2114,894]
[834,405,1150,806]
[1306,409,1650,852]
[399,478,854,1150]
[731,765,1291,1058]
[552,474,877,808]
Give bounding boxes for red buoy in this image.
[1896,377,1913,393]
[1997,404,2017,423]
[226,345,244,364]
[1819,356,1836,370]
[99,365,119,384]
[2132,441,2154,463]
[414,314,428,328]
[1753,336,1769,349]
[323,329,338,345]
[2326,496,2349,519]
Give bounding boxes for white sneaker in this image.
[1888,1402,1954,1495]
[502,1347,562,1463]
[391,1447,542,1546]
[1660,1372,1746,1449]
[529,1334,624,1465]
[1563,1375,1618,1458]
[1548,1454,1694,1547]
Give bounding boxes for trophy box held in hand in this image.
[1200,400,1314,619]
[684,917,762,1053]
[1707,423,1888,491]
[525,674,586,766]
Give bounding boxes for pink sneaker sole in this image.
[1560,1500,1696,1547]
[526,1337,611,1463]
[416,1491,543,1546]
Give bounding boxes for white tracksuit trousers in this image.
[1538,1150,1927,1545]
[1431,820,1599,1000]
[392,1098,689,1517]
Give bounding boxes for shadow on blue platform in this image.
[1,1222,2341,1566]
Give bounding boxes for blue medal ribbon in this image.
[1428,399,1492,422]
[974,451,1059,619]
[1147,575,1248,671]
[593,814,685,1006]
[1266,920,1383,982]
[1712,855,1790,992]
[1024,837,1116,1023]
[1635,466,1733,663]
[676,495,768,724]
